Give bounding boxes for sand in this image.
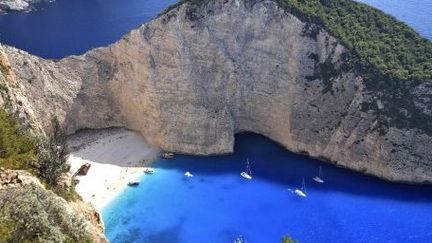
[66,128,159,211]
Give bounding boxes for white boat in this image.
[313,166,324,183]
[233,236,245,243]
[240,158,252,180]
[144,168,154,174]
[294,178,307,197]
[184,171,193,177]
[127,180,140,186]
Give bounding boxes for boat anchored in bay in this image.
[313,166,324,183]
[184,171,193,177]
[240,158,253,180]
[294,178,307,198]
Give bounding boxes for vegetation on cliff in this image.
[276,0,432,134]
[0,110,38,172]
[173,0,432,134]
[0,112,88,241]
[0,111,69,187]
[0,184,92,243]
[174,0,432,81]
[0,71,88,240]
[277,0,432,81]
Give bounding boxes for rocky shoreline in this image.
[0,0,53,14]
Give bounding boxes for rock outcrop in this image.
[1,0,431,183]
[0,0,52,13]
[0,168,107,242]
[0,167,39,189]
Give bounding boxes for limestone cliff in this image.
[1,0,431,183]
[0,0,52,13]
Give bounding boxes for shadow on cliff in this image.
[151,133,432,203]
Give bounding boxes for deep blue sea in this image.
[0,0,430,59]
[0,0,432,242]
[0,0,177,58]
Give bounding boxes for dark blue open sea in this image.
[0,0,431,242]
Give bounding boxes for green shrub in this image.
[0,184,93,243]
[0,110,38,172]
[277,0,432,81]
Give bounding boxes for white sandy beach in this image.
[67,128,159,211]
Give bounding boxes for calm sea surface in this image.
[0,0,431,242]
[102,134,432,242]
[0,0,177,58]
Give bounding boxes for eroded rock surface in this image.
[0,0,52,13]
[1,0,431,183]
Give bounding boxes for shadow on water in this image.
[152,133,432,203]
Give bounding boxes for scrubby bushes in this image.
[0,184,92,243]
[275,0,432,134]
[277,0,432,81]
[0,111,70,186]
[0,110,38,172]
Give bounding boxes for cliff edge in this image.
[1,0,431,183]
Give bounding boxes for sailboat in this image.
[184,171,193,177]
[313,166,324,183]
[240,158,252,180]
[294,178,307,197]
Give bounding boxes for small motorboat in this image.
[128,180,140,186]
[160,152,174,159]
[313,166,324,183]
[240,158,252,180]
[184,171,193,177]
[144,168,154,174]
[294,178,307,198]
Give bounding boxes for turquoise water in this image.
[0,0,431,242]
[102,134,432,242]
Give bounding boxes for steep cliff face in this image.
[1,0,431,183]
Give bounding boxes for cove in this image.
[102,133,432,243]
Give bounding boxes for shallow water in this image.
[102,134,432,243]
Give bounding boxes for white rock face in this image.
[0,0,52,13]
[1,0,431,183]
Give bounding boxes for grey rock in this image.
[0,0,52,13]
[0,0,431,183]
